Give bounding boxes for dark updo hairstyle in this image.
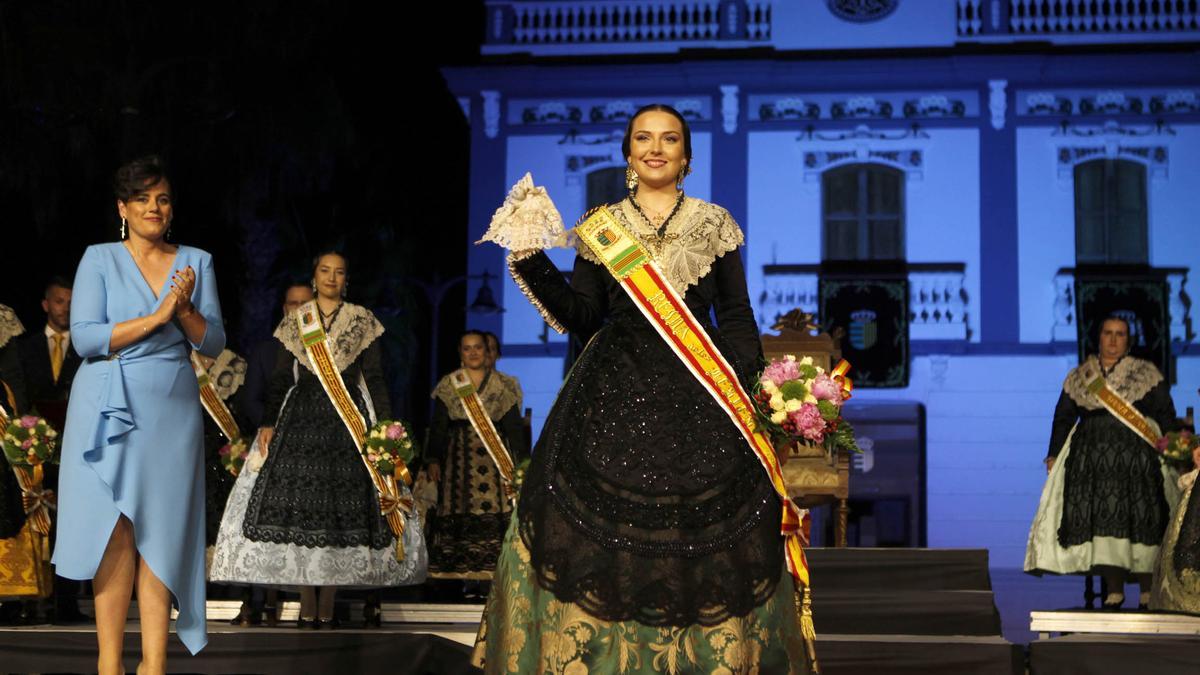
[114,155,170,202]
[311,250,350,278]
[620,103,693,169]
[461,329,488,345]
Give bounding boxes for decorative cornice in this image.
[1019,88,1200,117]
[512,97,711,126]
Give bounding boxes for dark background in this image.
[0,0,483,425]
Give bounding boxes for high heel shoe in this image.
[296,616,317,630]
[317,617,341,630]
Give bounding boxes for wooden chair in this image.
[760,311,851,547]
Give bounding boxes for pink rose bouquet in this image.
[364,420,417,476]
[218,437,250,477]
[752,356,859,454]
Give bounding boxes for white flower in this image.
[804,394,818,405]
[769,393,785,411]
[785,399,803,412]
[761,380,778,395]
[771,410,787,424]
[800,356,814,366]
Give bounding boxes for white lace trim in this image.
[432,369,522,422]
[274,302,384,375]
[575,197,744,295]
[0,304,25,349]
[207,349,248,401]
[1063,355,1164,410]
[477,173,570,252]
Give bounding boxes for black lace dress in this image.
[242,344,392,551]
[1049,357,1177,552]
[508,213,782,627]
[426,370,524,578]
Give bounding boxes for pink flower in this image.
[19,416,37,429]
[1156,436,1170,451]
[21,439,33,450]
[367,452,380,464]
[218,445,231,456]
[385,424,404,440]
[810,374,842,403]
[789,404,827,442]
[761,358,801,387]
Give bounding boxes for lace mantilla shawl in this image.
[1063,355,1163,410]
[575,197,744,296]
[274,302,384,375]
[207,349,248,401]
[432,369,522,422]
[0,304,24,349]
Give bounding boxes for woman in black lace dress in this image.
[471,105,806,673]
[426,331,524,581]
[1025,316,1178,610]
[209,252,425,628]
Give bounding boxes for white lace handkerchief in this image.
[477,172,569,251]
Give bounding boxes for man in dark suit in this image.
[16,276,85,623]
[19,277,79,422]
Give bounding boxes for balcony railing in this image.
[482,1,1198,55]
[958,0,1200,37]
[1053,266,1192,344]
[759,263,969,342]
[485,1,772,49]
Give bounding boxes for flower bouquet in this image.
[3,415,59,468]
[753,356,859,455]
[365,420,417,477]
[218,437,250,477]
[2,415,60,538]
[1156,430,1199,470]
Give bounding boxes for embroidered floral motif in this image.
[1064,356,1164,411]
[0,304,25,350]
[274,302,384,375]
[207,348,248,401]
[575,198,744,296]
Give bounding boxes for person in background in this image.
[1026,315,1179,610]
[210,251,424,629]
[1151,412,1200,612]
[0,302,30,625]
[425,331,524,592]
[16,277,86,623]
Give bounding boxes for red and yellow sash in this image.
[451,370,516,493]
[575,209,811,586]
[1082,362,1161,447]
[295,301,412,554]
[190,352,241,443]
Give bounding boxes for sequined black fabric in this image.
[1051,381,1177,548]
[242,343,394,550]
[203,416,237,547]
[512,249,783,628]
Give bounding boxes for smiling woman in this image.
[471,105,808,674]
[53,155,225,673]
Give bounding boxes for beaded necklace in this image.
[629,191,685,234]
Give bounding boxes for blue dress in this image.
[53,243,224,655]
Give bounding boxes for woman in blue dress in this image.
[54,156,224,674]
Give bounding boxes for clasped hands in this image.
[153,266,197,323]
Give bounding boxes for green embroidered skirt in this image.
[471,513,809,674]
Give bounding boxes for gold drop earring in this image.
[625,164,639,192]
